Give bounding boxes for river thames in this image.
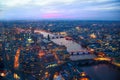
[36,30,120,80]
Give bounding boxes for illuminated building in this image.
[90,33,96,39]
[14,48,21,69]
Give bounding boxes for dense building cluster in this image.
[0,20,120,80]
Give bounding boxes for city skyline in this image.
[0,0,120,20]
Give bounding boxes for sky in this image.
[0,0,120,20]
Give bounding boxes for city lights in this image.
[0,20,120,80]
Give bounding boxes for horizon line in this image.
[0,19,120,21]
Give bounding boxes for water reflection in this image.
[81,64,120,80]
[52,38,87,52]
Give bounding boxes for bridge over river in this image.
[35,30,96,60]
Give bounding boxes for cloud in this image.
[0,0,120,20]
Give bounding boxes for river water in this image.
[81,64,120,80]
[36,30,87,52]
[52,38,87,52]
[36,30,120,80]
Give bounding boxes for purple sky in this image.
[0,0,120,20]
